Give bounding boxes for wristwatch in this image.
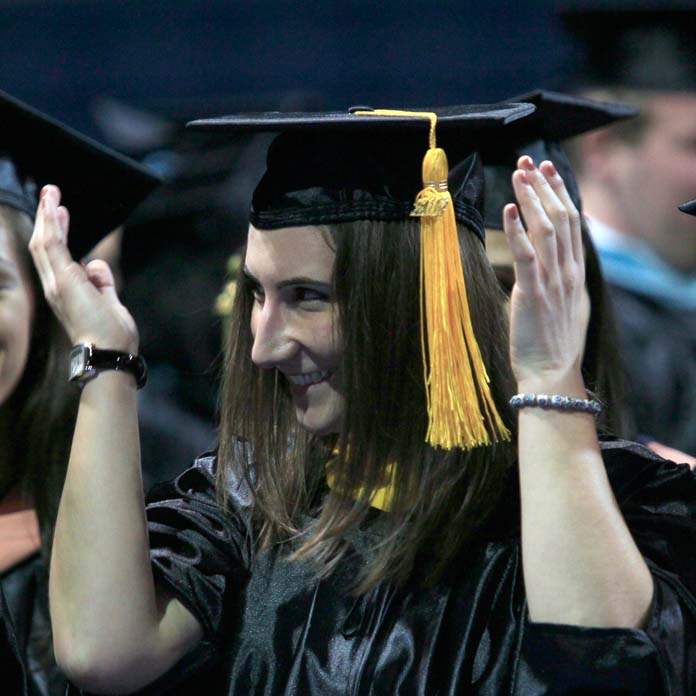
[69,343,147,389]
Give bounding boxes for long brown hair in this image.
[0,206,77,556]
[580,217,632,438]
[218,218,517,591]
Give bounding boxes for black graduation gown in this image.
[80,439,696,695]
[609,285,696,454]
[1,553,67,696]
[1,577,28,695]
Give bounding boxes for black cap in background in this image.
[482,89,638,229]
[679,199,696,216]
[560,1,696,91]
[0,88,161,259]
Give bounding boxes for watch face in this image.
[69,346,89,381]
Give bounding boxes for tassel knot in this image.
[411,184,450,217]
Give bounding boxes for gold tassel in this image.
[354,109,510,450]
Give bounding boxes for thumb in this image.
[84,259,119,302]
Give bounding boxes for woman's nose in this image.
[250,302,297,369]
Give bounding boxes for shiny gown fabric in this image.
[1,554,66,695]
[108,440,696,694]
[1,579,28,695]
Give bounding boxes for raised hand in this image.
[503,156,590,390]
[29,185,139,354]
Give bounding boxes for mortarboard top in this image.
[186,104,535,242]
[560,1,696,91]
[482,89,638,230]
[0,89,161,259]
[679,199,696,217]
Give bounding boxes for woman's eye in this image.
[252,289,265,304]
[293,287,329,304]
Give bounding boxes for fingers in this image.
[511,166,560,285]
[56,205,70,244]
[40,187,74,272]
[519,156,574,273]
[29,186,84,305]
[28,188,58,296]
[538,160,583,266]
[503,203,538,292]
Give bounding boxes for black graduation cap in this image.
[188,104,536,451]
[187,104,536,242]
[561,1,696,90]
[482,89,638,230]
[0,89,161,259]
[679,199,696,217]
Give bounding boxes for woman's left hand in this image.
[504,156,590,390]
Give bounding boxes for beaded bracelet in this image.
[509,393,603,416]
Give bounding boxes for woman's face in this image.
[0,217,34,407]
[245,224,343,435]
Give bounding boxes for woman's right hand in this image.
[29,185,139,354]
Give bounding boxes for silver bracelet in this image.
[509,393,603,416]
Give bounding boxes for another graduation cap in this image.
[0,89,161,259]
[482,89,638,230]
[187,103,536,450]
[561,1,696,91]
[679,199,696,217]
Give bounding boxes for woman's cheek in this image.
[0,294,33,405]
[313,316,340,355]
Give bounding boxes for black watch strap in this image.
[69,344,147,389]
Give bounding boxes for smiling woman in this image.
[244,224,342,436]
[0,212,34,409]
[31,104,696,695]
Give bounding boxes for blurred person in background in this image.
[562,2,696,453]
[0,89,159,695]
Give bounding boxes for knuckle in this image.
[538,222,555,238]
[530,285,546,303]
[517,249,536,265]
[546,277,563,297]
[553,207,569,226]
[562,267,582,292]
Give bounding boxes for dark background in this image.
[0,0,574,138]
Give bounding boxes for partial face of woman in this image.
[0,217,34,406]
[246,225,343,435]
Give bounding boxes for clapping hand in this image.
[29,185,139,354]
[503,156,590,392]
